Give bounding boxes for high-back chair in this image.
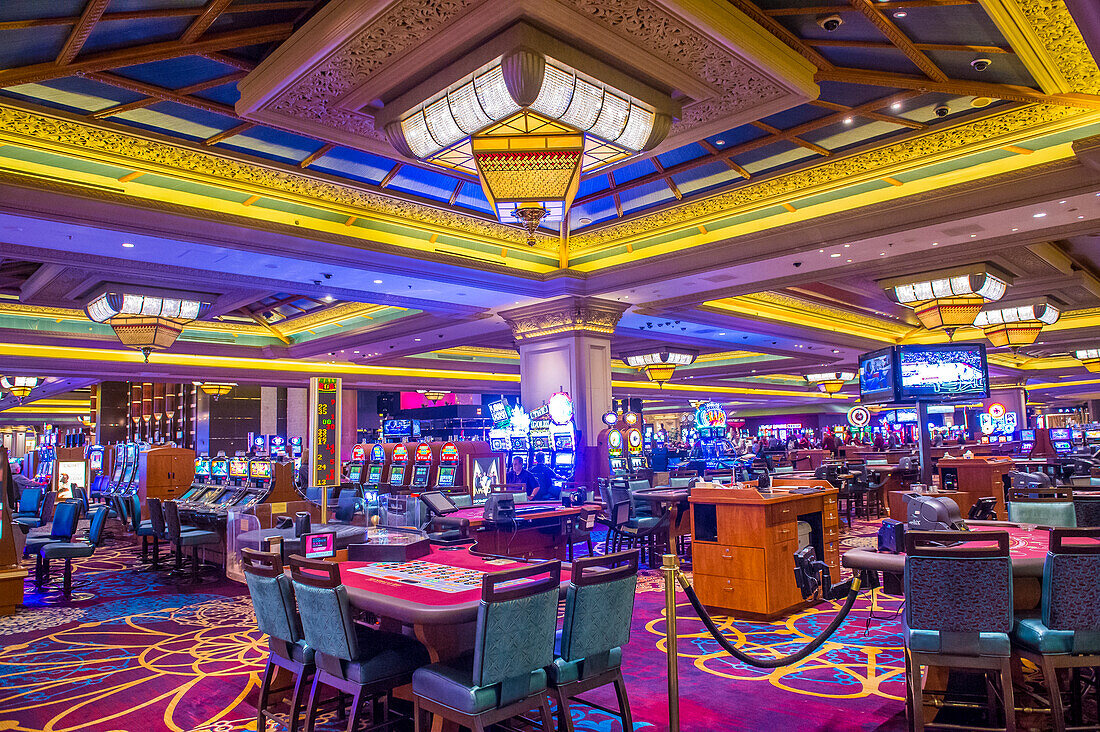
[904,530,1015,732]
[14,488,53,530]
[1072,495,1100,528]
[411,561,561,732]
[1007,487,1076,528]
[13,486,43,519]
[126,493,160,566]
[242,549,314,732]
[1011,527,1100,730]
[37,504,110,602]
[25,498,81,572]
[289,555,429,732]
[549,550,638,732]
[164,500,221,585]
[565,506,597,561]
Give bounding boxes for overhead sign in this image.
[369,443,385,463]
[351,444,367,461]
[694,402,726,428]
[309,377,341,489]
[548,392,574,426]
[847,406,871,428]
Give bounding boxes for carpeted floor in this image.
[1,518,911,732]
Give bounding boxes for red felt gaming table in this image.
[339,546,571,662]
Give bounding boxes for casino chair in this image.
[564,507,597,561]
[15,489,53,532]
[13,486,43,521]
[37,504,110,602]
[548,551,638,732]
[289,555,429,732]
[1010,527,1100,731]
[1007,486,1077,528]
[163,500,222,585]
[243,549,316,732]
[1072,495,1100,528]
[122,493,162,568]
[411,562,560,732]
[24,499,81,589]
[903,530,1016,732]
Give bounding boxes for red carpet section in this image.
[0,527,912,731]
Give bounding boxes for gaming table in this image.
[444,502,600,560]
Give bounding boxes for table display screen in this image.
[437,465,456,486]
[897,343,989,401]
[366,464,382,484]
[411,463,430,486]
[302,532,335,560]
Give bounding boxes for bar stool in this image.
[163,500,220,584]
[37,505,110,602]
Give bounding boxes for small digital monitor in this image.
[228,458,249,479]
[896,343,989,402]
[1054,441,1073,454]
[347,463,363,482]
[421,490,457,514]
[211,460,229,479]
[1050,428,1073,442]
[195,458,211,478]
[552,432,574,450]
[859,346,898,404]
[366,464,383,485]
[216,490,239,506]
[249,460,272,480]
[630,456,645,469]
[437,465,456,487]
[511,436,529,452]
[556,452,574,467]
[489,436,509,452]
[302,532,335,560]
[389,465,406,484]
[412,463,430,486]
[179,486,201,501]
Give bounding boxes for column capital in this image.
[497,296,629,343]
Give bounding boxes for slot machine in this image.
[106,444,127,496]
[235,457,274,510]
[529,431,551,470]
[288,436,304,478]
[409,442,434,490]
[607,430,627,476]
[179,456,211,504]
[387,443,410,489]
[509,433,530,470]
[363,443,387,491]
[269,435,288,459]
[346,443,367,486]
[626,426,648,475]
[550,429,575,484]
[433,441,460,490]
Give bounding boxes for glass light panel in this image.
[160,298,182,318]
[122,294,144,315]
[86,295,117,322]
[894,284,916,303]
[977,275,1006,301]
[1038,305,1060,325]
[930,278,953,298]
[140,297,162,316]
[401,111,438,158]
[589,92,629,142]
[615,105,654,151]
[448,82,492,134]
[949,275,972,295]
[179,301,201,319]
[530,63,574,120]
[1078,349,1100,359]
[423,97,464,150]
[474,65,520,120]
[560,78,603,131]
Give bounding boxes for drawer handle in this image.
[778,529,790,535]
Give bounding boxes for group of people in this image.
[505,453,560,500]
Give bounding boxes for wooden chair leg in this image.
[539,695,554,731]
[613,671,633,731]
[554,686,573,732]
[345,688,363,732]
[1000,657,1016,732]
[256,659,274,732]
[289,667,310,732]
[303,675,323,732]
[413,699,423,732]
[907,651,925,732]
[1040,657,1063,732]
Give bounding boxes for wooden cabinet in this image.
[689,481,839,619]
[936,457,1013,519]
[137,446,196,513]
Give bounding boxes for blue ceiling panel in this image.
[0,28,70,69]
[704,124,769,150]
[816,80,897,108]
[618,179,677,214]
[82,17,192,55]
[385,166,459,203]
[0,1,86,21]
[759,103,834,130]
[112,55,233,89]
[112,100,238,140]
[815,46,923,76]
[656,143,709,168]
[608,157,659,185]
[569,197,619,229]
[452,182,494,215]
[192,81,242,106]
[576,173,610,199]
[0,76,144,115]
[900,5,1014,47]
[308,148,395,185]
[671,161,746,196]
[219,126,324,165]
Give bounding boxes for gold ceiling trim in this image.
[0,302,271,336]
[430,346,520,359]
[277,303,396,336]
[713,291,912,337]
[0,103,555,253]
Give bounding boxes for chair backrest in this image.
[39,490,56,525]
[773,466,794,475]
[473,561,561,705]
[904,530,1013,637]
[668,476,692,489]
[1007,488,1077,527]
[288,555,362,661]
[1041,529,1100,647]
[867,458,889,466]
[86,505,110,546]
[50,500,80,540]
[559,550,638,673]
[163,500,184,541]
[333,496,361,523]
[128,493,143,531]
[1074,497,1100,528]
[611,500,631,528]
[243,548,304,647]
[148,498,166,536]
[18,487,42,514]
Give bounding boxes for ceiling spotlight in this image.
[373,279,383,284]
[830,253,841,258]
[893,11,907,17]
[122,242,135,248]
[1033,212,1047,218]
[891,102,902,111]
[843,117,853,124]
[323,294,334,302]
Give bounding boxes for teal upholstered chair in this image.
[13,486,43,520]
[627,479,654,517]
[25,499,80,587]
[243,548,314,732]
[1007,487,1076,528]
[412,561,561,732]
[1011,527,1100,730]
[668,476,694,489]
[163,500,221,584]
[290,555,429,732]
[38,504,109,601]
[1073,496,1100,528]
[550,550,638,732]
[904,530,1016,732]
[14,489,53,530]
[773,465,795,475]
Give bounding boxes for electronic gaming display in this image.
[302,532,335,560]
[347,463,362,482]
[228,458,249,478]
[366,464,383,485]
[411,463,430,486]
[437,464,456,487]
[211,460,228,479]
[489,436,510,452]
[859,347,897,404]
[194,458,211,478]
[249,460,272,479]
[897,343,989,402]
[1051,428,1074,454]
[530,433,551,451]
[552,432,574,450]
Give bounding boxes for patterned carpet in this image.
[1,519,913,732]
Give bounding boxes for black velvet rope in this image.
[675,572,861,669]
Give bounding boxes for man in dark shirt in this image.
[528,452,559,500]
[506,456,539,495]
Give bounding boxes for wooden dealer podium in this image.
[0,446,27,615]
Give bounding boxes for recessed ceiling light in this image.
[1059,200,1067,204]
[893,10,906,17]
[819,249,825,253]
[846,259,852,262]
[579,217,592,225]
[323,294,334,302]
[122,242,134,248]
[880,252,886,255]
[1078,215,1085,219]
[932,242,939,246]
[843,117,853,124]
[373,279,383,284]
[830,253,841,258]
[414,338,421,342]
[970,233,977,237]
[1033,212,1047,218]
[1011,228,1018,231]
[353,350,359,354]
[832,349,840,354]
[718,332,726,335]
[715,139,725,145]
[891,102,902,111]
[844,244,850,247]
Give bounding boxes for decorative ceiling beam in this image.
[574,91,918,205]
[84,71,237,118]
[180,0,235,44]
[448,180,464,205]
[724,0,834,70]
[766,0,976,14]
[200,52,257,71]
[90,71,247,119]
[651,158,683,199]
[699,140,752,178]
[298,143,334,169]
[808,97,926,128]
[0,3,312,31]
[814,67,1100,108]
[378,163,402,189]
[806,39,1013,54]
[56,0,111,66]
[850,0,948,81]
[0,24,292,87]
[203,121,254,145]
[752,120,831,156]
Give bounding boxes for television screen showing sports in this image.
[859,347,897,404]
[896,343,989,402]
[302,532,335,560]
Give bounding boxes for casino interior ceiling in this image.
[0,0,1098,418]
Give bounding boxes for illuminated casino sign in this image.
[488,400,510,426]
[309,377,341,488]
[440,442,459,463]
[351,444,367,461]
[607,429,623,455]
[370,443,385,463]
[602,411,617,426]
[847,406,871,428]
[548,392,574,426]
[694,402,726,428]
[415,442,432,461]
[624,411,639,425]
[626,428,643,453]
[392,444,409,462]
[980,403,1018,435]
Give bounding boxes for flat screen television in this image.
[859,347,897,404]
[896,343,989,402]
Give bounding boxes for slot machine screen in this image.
[437,465,456,487]
[1054,441,1073,454]
[531,434,551,451]
[249,460,272,480]
[195,458,211,478]
[490,436,509,452]
[302,532,335,560]
[1019,430,1035,442]
[552,432,574,450]
[211,460,229,480]
[1087,429,1100,440]
[89,448,103,472]
[111,449,125,481]
[556,452,574,467]
[179,486,201,501]
[610,457,626,472]
[630,456,645,470]
[122,460,137,483]
[366,464,383,485]
[389,465,406,484]
[511,436,529,452]
[412,463,430,486]
[201,488,225,505]
[347,463,363,482]
[232,492,254,507]
[190,487,211,503]
[229,458,249,479]
[216,490,239,506]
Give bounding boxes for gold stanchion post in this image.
[662,552,680,732]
